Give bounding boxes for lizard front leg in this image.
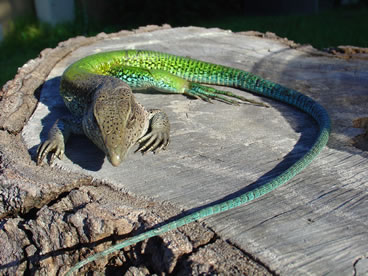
[136,109,170,154]
[37,116,83,165]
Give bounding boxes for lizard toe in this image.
[37,139,65,165]
[136,130,169,154]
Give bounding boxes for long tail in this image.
[65,50,330,275]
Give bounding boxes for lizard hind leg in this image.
[185,82,269,107]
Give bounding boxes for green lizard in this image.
[36,50,330,274]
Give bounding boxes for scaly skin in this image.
[36,50,330,275]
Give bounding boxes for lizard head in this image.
[84,81,140,167]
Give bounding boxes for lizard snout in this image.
[109,152,122,167]
[107,146,126,166]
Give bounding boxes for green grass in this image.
[0,18,84,88]
[194,8,368,49]
[1,6,367,88]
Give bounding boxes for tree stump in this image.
[1,25,367,275]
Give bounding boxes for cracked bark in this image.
[1,184,272,275]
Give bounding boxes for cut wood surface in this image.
[1,26,367,275]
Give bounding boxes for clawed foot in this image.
[135,109,170,155]
[37,139,65,165]
[185,83,269,107]
[135,129,170,154]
